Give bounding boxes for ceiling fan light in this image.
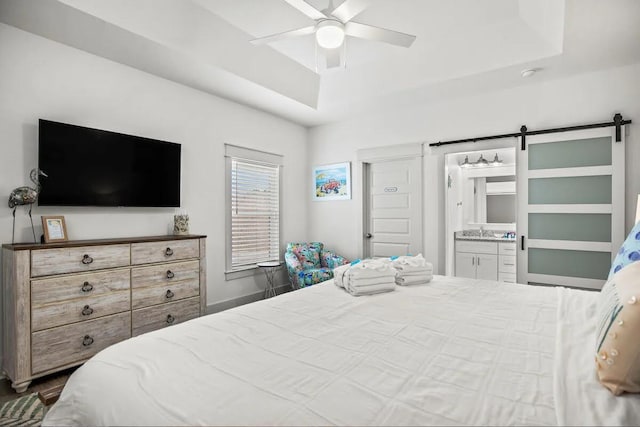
[316,20,345,49]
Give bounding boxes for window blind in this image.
[230,158,280,270]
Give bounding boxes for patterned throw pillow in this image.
[294,247,320,269]
[596,222,640,395]
[609,221,640,278]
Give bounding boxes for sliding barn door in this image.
[517,127,625,290]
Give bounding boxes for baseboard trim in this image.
[206,284,292,315]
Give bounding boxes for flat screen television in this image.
[38,119,181,207]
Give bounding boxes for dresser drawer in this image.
[499,255,516,273]
[455,240,498,255]
[131,239,199,265]
[32,269,130,307]
[499,242,517,255]
[132,297,200,337]
[32,289,130,332]
[132,280,199,310]
[31,312,131,374]
[31,244,130,277]
[131,260,199,289]
[131,259,200,311]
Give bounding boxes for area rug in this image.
[0,393,44,427]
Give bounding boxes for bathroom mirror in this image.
[466,175,516,224]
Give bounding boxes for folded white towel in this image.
[333,264,351,289]
[391,254,433,276]
[391,253,427,267]
[347,259,396,279]
[397,269,433,277]
[396,273,433,286]
[348,276,398,287]
[346,281,395,296]
[334,262,394,288]
[394,267,433,276]
[333,259,396,296]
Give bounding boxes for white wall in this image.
[308,62,640,274]
[0,24,308,306]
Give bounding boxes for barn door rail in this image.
[428,113,631,149]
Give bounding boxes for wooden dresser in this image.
[1,235,206,392]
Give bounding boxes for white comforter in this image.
[43,276,640,426]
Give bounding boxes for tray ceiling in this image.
[1,0,639,126]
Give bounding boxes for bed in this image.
[43,276,640,426]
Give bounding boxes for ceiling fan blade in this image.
[283,0,327,20]
[330,0,371,23]
[345,21,416,48]
[325,48,342,68]
[250,25,316,45]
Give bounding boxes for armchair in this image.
[285,242,349,289]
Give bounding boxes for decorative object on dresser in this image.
[7,168,48,244]
[173,211,189,235]
[41,215,68,243]
[1,234,207,393]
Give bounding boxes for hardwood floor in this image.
[0,368,75,405]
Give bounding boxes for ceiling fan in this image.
[250,0,417,69]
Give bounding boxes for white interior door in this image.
[365,157,422,258]
[517,127,625,290]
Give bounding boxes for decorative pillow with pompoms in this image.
[596,221,640,395]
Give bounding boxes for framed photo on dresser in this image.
[41,215,68,243]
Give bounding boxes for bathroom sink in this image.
[461,230,498,238]
[459,230,513,240]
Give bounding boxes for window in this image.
[225,145,282,274]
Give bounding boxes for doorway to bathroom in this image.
[444,147,517,281]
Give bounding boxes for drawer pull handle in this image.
[82,254,94,265]
[82,305,94,316]
[166,270,175,279]
[82,335,94,346]
[166,289,175,299]
[504,263,515,266]
[81,282,94,292]
[166,314,175,324]
[165,247,174,256]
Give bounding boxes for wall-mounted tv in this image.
[38,119,181,207]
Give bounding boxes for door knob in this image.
[365,233,372,239]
